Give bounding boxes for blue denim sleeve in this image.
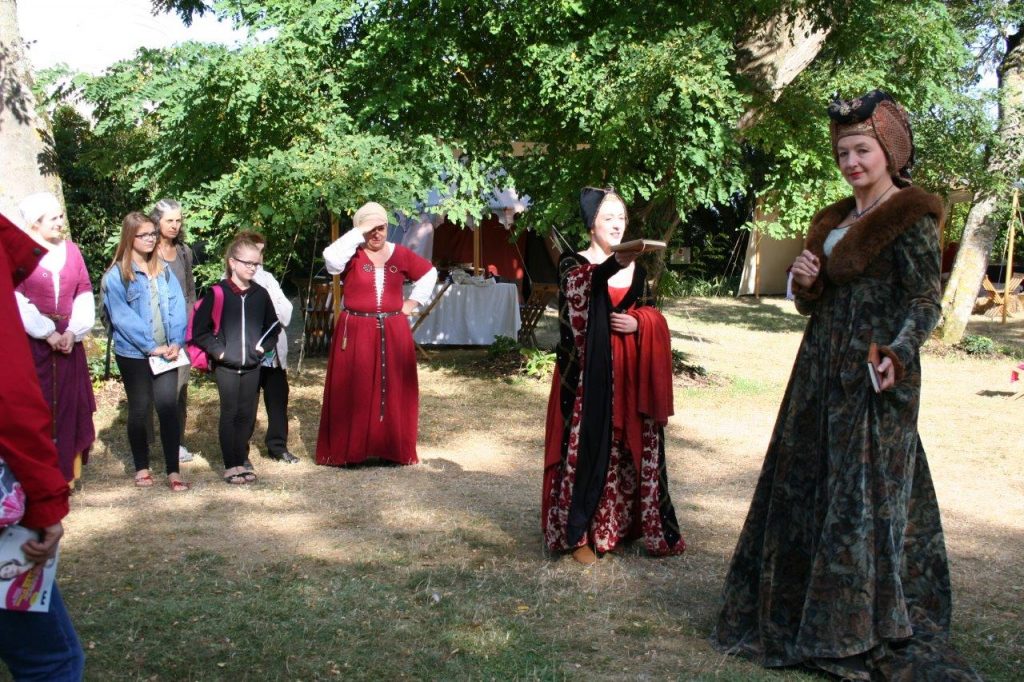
[164,271,188,346]
[103,269,156,355]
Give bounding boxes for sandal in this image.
[223,472,248,485]
[168,478,190,492]
[241,471,257,483]
[134,473,155,488]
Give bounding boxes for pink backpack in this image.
[186,285,224,372]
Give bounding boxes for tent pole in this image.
[331,214,342,323]
[473,224,481,276]
[753,229,762,298]
[295,226,321,376]
[752,196,763,298]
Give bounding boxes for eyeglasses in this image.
[135,232,158,241]
[231,258,260,269]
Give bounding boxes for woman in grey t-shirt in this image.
[152,198,197,463]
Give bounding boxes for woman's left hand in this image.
[613,251,641,268]
[876,355,896,391]
[163,344,180,360]
[610,312,638,334]
[401,299,419,317]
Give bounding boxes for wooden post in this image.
[331,213,342,322]
[1003,188,1019,323]
[752,196,763,298]
[473,224,482,276]
[939,194,951,252]
[753,229,762,298]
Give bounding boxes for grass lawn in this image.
[61,297,1023,680]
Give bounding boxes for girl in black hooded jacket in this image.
[192,236,280,484]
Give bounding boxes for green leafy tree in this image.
[937,0,1024,343]
[48,0,995,291]
[46,104,150,281]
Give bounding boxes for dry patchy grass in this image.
[61,297,1023,680]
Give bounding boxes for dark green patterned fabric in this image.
[711,189,980,680]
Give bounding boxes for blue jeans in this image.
[0,583,84,681]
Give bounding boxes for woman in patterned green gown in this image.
[711,91,978,680]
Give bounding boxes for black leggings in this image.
[213,365,261,469]
[145,365,187,446]
[116,355,180,474]
[259,366,290,456]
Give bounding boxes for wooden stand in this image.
[1002,188,1020,323]
[330,214,342,323]
[410,279,453,357]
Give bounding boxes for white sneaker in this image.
[178,445,194,463]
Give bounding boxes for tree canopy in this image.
[38,0,1008,280]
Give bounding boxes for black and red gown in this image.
[316,239,435,466]
[542,252,686,556]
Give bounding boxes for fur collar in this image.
[805,185,944,284]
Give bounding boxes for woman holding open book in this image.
[712,91,977,678]
[103,212,189,491]
[191,236,280,484]
[541,187,686,565]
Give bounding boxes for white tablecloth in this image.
[410,282,521,345]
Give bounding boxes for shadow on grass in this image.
[93,388,136,479]
[674,296,809,334]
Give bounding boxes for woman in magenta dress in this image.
[14,192,96,485]
[316,201,438,466]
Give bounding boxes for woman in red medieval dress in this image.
[316,201,438,466]
[15,192,96,487]
[542,187,686,564]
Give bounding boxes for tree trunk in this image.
[735,10,831,130]
[0,0,64,222]
[936,27,1023,344]
[631,197,679,299]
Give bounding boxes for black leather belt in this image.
[344,309,401,320]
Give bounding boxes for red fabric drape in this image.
[630,307,674,427]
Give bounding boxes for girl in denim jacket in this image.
[101,212,189,491]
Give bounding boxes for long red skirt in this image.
[315,312,419,465]
[29,338,95,482]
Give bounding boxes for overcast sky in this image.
[17,0,245,74]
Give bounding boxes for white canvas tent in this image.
[388,174,532,264]
[738,227,804,296]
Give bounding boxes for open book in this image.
[148,352,190,375]
[867,343,882,394]
[610,239,667,254]
[256,320,280,350]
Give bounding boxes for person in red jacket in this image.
[0,211,84,680]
